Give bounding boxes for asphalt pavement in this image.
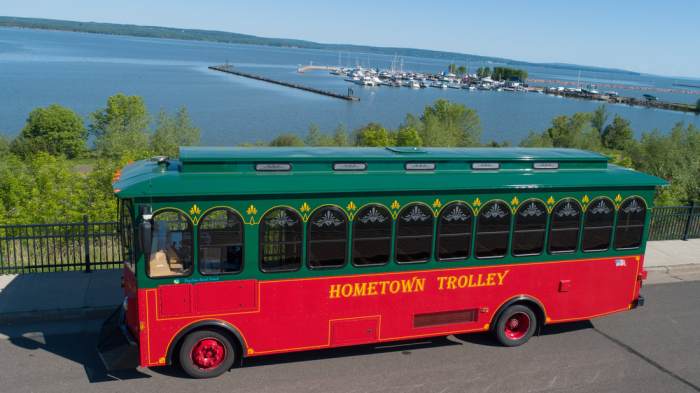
[0,279,698,393]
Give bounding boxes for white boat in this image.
[408,80,420,89]
[360,76,377,86]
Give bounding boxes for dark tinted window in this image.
[437,203,472,260]
[260,208,302,272]
[582,198,615,252]
[352,205,392,266]
[395,204,434,263]
[549,199,581,253]
[147,210,193,278]
[475,201,511,258]
[512,201,547,256]
[307,207,347,268]
[198,208,243,274]
[119,200,134,270]
[615,198,646,249]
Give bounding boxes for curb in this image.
[0,305,117,326]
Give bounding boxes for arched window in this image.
[582,198,615,252]
[437,202,472,261]
[615,198,646,250]
[198,208,243,275]
[147,210,193,278]
[395,204,434,263]
[475,201,511,259]
[549,199,581,253]
[512,201,547,256]
[259,207,302,272]
[307,207,348,268]
[352,205,392,266]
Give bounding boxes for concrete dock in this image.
[209,65,360,101]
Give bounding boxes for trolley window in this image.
[582,198,615,252]
[395,204,434,263]
[475,201,511,259]
[615,198,646,250]
[352,205,392,266]
[307,207,348,268]
[147,210,193,278]
[198,208,243,275]
[260,208,303,272]
[512,201,547,256]
[437,202,472,261]
[549,199,581,254]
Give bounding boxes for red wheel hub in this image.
[504,312,530,340]
[191,338,226,370]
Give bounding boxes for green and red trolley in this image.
[98,147,665,378]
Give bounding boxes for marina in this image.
[298,62,700,114]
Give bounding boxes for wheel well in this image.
[491,297,546,334]
[167,321,245,366]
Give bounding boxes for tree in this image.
[11,104,87,158]
[413,99,481,147]
[304,124,335,146]
[602,115,634,150]
[355,123,394,147]
[91,94,151,160]
[151,107,200,157]
[395,126,423,147]
[332,125,350,147]
[631,123,700,205]
[269,133,304,147]
[591,104,609,136]
[519,131,553,147]
[0,135,9,156]
[448,63,457,74]
[89,93,149,138]
[544,113,601,150]
[457,65,467,76]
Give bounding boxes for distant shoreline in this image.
[0,15,644,77]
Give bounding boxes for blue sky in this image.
[3,0,699,78]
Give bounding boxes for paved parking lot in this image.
[0,281,698,393]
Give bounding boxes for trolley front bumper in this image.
[97,305,139,371]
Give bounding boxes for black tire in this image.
[179,329,236,379]
[494,304,537,347]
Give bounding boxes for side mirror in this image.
[139,219,152,256]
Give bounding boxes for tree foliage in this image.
[91,94,151,160]
[269,133,304,147]
[602,115,634,150]
[11,104,87,159]
[355,123,394,147]
[591,104,609,136]
[409,99,481,147]
[491,67,528,82]
[151,107,200,157]
[631,124,700,205]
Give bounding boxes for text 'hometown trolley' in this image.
[98,146,665,378]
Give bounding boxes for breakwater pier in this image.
[209,65,360,101]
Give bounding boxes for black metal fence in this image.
[0,215,123,274]
[648,202,700,241]
[0,205,698,274]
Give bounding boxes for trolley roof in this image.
[112,147,666,198]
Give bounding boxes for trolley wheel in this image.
[494,304,537,347]
[179,329,236,379]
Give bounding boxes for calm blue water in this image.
[1,27,699,145]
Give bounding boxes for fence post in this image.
[682,201,695,241]
[83,215,91,272]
